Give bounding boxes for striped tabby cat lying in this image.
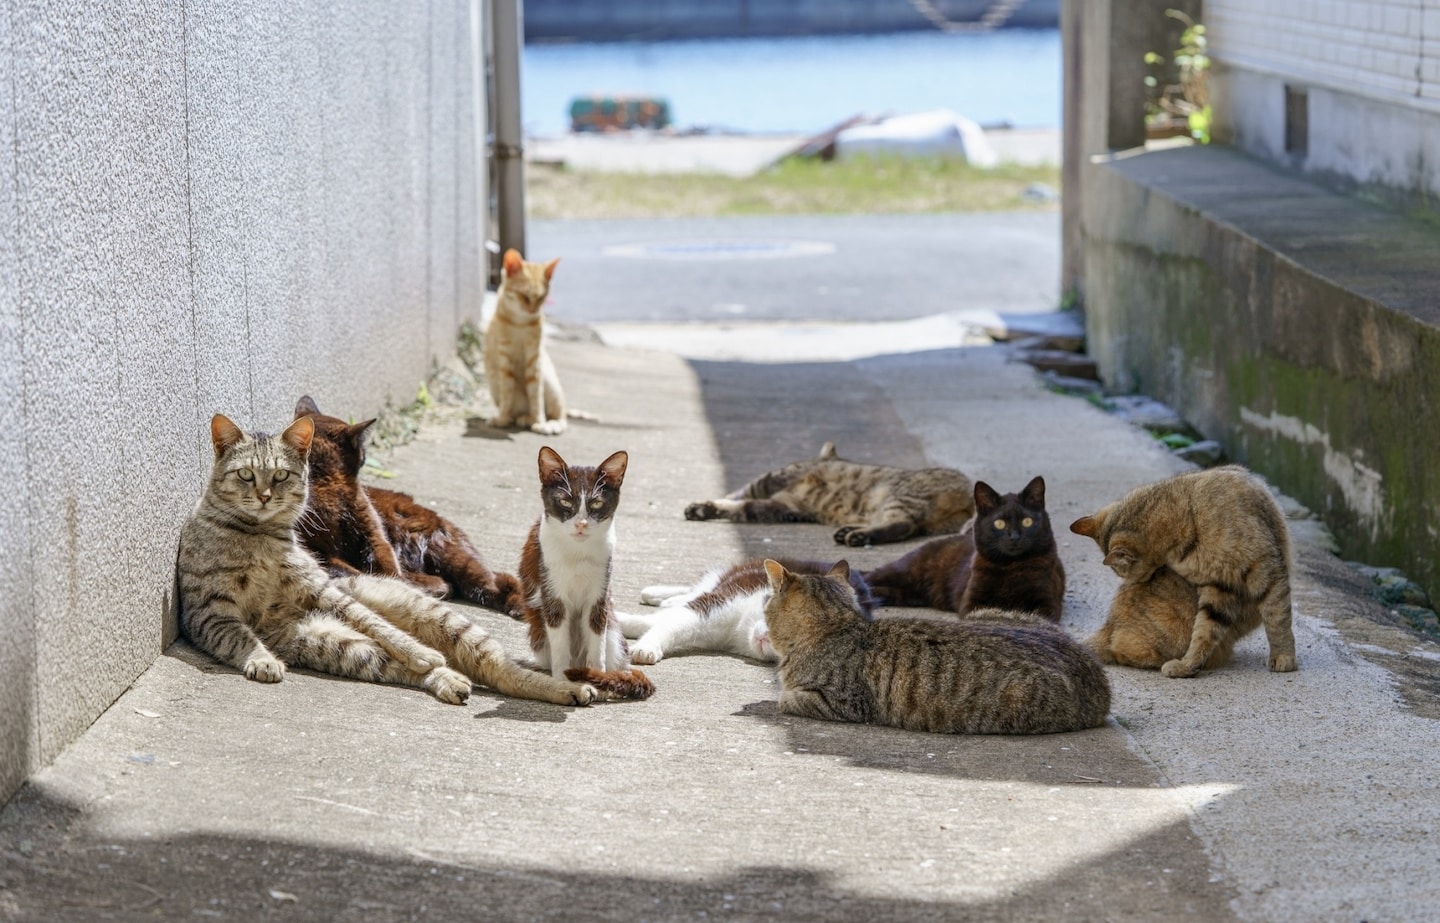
[177,414,595,707]
[684,442,973,546]
[763,560,1110,735]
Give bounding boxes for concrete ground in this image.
[2,318,1439,921]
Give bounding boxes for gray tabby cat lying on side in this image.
[685,442,974,546]
[176,414,596,707]
[763,560,1110,735]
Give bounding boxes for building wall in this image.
[1208,0,1440,197]
[0,0,487,807]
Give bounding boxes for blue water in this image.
[521,30,1061,137]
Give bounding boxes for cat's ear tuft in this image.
[294,395,320,419]
[542,257,560,281]
[827,560,851,581]
[281,415,314,455]
[762,559,788,589]
[973,481,1001,513]
[1021,475,1046,507]
[503,249,523,276]
[818,442,837,460]
[210,414,245,456]
[348,418,377,445]
[598,450,629,486]
[1069,515,1098,537]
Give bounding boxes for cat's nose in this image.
[257,490,272,504]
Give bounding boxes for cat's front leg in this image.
[778,687,844,722]
[835,519,916,547]
[1161,586,1232,677]
[543,622,574,679]
[319,584,446,673]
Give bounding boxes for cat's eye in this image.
[237,468,255,482]
[588,499,604,511]
[558,498,574,510]
[274,470,290,482]
[1021,517,1033,528]
[992,519,1006,530]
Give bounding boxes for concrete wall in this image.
[1208,0,1440,199]
[0,1,488,806]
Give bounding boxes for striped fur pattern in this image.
[519,447,654,700]
[864,476,1065,621]
[762,560,1110,735]
[684,442,974,546]
[293,396,524,616]
[1070,465,1297,678]
[484,248,567,435]
[618,557,877,664]
[177,414,595,707]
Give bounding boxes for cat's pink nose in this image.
[257,490,272,504]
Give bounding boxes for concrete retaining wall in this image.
[1081,143,1440,604]
[0,1,487,806]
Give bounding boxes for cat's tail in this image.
[563,667,655,700]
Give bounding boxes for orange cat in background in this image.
[485,248,568,435]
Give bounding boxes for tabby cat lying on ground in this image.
[618,557,877,664]
[762,560,1109,734]
[1070,465,1297,678]
[293,396,523,616]
[177,414,595,706]
[863,476,1064,620]
[1086,566,1239,672]
[684,442,973,546]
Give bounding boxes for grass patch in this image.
[526,155,1060,220]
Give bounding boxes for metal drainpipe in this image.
[490,0,526,264]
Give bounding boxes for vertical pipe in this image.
[491,0,526,261]
[468,0,493,295]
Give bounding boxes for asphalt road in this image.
[528,211,1061,324]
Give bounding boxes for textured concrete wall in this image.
[1081,143,1440,606]
[0,1,487,806]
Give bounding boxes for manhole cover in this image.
[602,239,836,260]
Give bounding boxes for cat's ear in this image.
[347,419,376,445]
[210,414,245,456]
[818,442,837,460]
[1021,475,1046,508]
[1069,515,1099,538]
[281,415,314,456]
[538,446,567,483]
[973,481,1001,514]
[294,395,321,419]
[1103,547,1137,571]
[826,560,851,582]
[542,257,560,281]
[503,249,523,277]
[598,450,629,487]
[763,559,789,590]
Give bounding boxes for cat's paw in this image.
[834,526,871,547]
[243,656,286,683]
[568,684,598,706]
[685,501,721,521]
[530,419,566,436]
[628,641,664,665]
[640,584,691,606]
[1160,659,1201,678]
[407,572,451,598]
[1268,653,1298,673]
[399,644,447,674]
[424,667,472,705]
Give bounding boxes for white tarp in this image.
[833,109,999,166]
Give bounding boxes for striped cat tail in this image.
[563,667,656,700]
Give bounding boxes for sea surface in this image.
[521,29,1061,138]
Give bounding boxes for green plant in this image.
[1143,9,1211,144]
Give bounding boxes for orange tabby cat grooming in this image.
[485,248,568,435]
[1071,465,1297,678]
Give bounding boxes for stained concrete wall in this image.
[0,1,488,806]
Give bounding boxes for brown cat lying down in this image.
[293,396,524,617]
[1087,566,1238,672]
[685,441,974,547]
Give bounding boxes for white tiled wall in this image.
[1208,0,1440,108]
